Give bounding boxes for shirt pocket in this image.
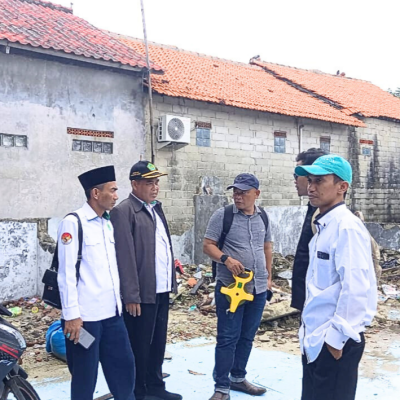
[84,236,102,267]
[314,259,337,289]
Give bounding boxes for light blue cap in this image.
[295,154,353,184]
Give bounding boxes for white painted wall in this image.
[0,221,38,301]
[0,51,146,220]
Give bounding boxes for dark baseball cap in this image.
[129,160,167,181]
[227,173,259,191]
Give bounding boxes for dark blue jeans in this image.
[62,315,136,400]
[214,281,267,392]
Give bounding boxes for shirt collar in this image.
[314,202,346,228]
[82,202,99,221]
[232,204,261,215]
[130,193,158,209]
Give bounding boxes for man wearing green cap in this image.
[110,161,181,400]
[294,154,377,400]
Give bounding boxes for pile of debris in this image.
[376,248,400,323]
[169,247,400,342]
[1,247,398,368]
[168,254,300,342]
[2,297,61,366]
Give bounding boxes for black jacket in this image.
[291,202,317,311]
[110,194,177,305]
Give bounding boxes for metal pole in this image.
[140,0,156,163]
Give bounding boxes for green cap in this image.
[295,154,352,184]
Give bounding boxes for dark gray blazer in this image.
[110,194,177,304]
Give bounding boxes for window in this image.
[196,128,211,147]
[72,140,113,154]
[362,147,371,156]
[320,136,331,153]
[274,131,286,153]
[0,133,28,148]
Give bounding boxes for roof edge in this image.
[20,0,73,14]
[0,40,144,72]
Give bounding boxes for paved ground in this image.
[31,336,400,400]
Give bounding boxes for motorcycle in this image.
[0,304,40,400]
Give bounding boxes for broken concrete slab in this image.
[262,300,300,322]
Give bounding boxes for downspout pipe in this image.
[298,123,305,206]
[299,123,304,153]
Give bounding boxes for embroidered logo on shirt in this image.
[61,232,73,245]
[317,251,329,260]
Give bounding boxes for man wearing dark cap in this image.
[203,173,273,400]
[291,148,327,311]
[57,166,135,400]
[110,161,181,400]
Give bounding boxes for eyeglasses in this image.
[233,190,250,197]
[293,174,299,180]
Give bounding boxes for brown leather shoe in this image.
[230,379,266,396]
[208,391,230,400]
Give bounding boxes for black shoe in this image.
[146,389,183,400]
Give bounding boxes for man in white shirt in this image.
[110,161,181,400]
[58,165,135,400]
[294,154,377,400]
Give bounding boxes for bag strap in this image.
[51,213,83,283]
[68,212,83,282]
[218,204,235,250]
[259,207,269,232]
[212,205,235,279]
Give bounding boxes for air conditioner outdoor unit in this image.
[158,115,191,145]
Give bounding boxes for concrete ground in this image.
[31,335,400,400]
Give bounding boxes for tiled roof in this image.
[117,35,364,127]
[0,0,162,71]
[251,60,400,121]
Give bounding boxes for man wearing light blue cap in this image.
[295,154,377,400]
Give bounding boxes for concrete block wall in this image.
[148,94,349,236]
[351,118,400,223]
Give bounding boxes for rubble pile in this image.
[168,254,300,343]
[376,248,400,324]
[380,248,400,285]
[2,297,61,366]
[1,247,399,369]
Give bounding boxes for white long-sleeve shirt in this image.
[57,202,122,321]
[131,194,172,294]
[299,203,377,363]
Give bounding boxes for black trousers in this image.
[124,292,169,400]
[62,315,135,400]
[301,333,365,400]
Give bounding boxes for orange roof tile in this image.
[0,0,162,71]
[251,60,400,121]
[117,36,364,127]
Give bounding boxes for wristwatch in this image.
[220,254,229,265]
